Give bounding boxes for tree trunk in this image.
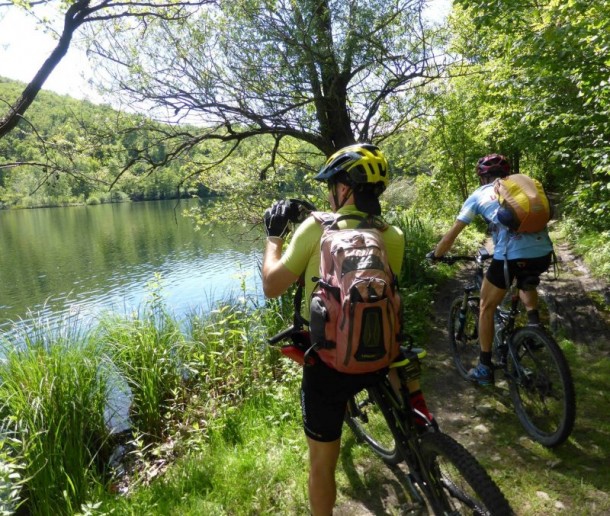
[0,3,82,139]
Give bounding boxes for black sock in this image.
[527,309,540,324]
[480,351,493,366]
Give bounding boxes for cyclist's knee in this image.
[480,298,499,317]
[480,279,505,314]
[307,437,340,471]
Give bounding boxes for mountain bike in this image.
[439,248,575,447]
[268,327,513,515]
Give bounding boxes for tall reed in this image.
[387,210,437,288]
[0,324,110,515]
[185,301,278,409]
[99,307,185,443]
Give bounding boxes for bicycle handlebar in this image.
[435,255,477,265]
[434,248,493,265]
[268,326,295,345]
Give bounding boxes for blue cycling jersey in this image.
[457,183,553,260]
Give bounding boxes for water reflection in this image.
[0,200,263,335]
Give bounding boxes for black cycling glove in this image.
[264,198,317,238]
[286,198,316,223]
[264,200,291,238]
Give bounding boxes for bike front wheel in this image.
[507,327,576,447]
[345,387,401,465]
[448,296,480,379]
[414,432,513,515]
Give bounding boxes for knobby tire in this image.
[507,327,576,447]
[417,432,513,515]
[346,386,513,514]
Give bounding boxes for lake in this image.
[0,199,263,336]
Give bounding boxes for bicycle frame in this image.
[375,350,432,444]
[366,367,458,509]
[443,249,576,447]
[448,249,523,367]
[493,293,519,366]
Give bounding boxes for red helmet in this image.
[476,154,511,177]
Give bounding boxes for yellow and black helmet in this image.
[314,143,389,191]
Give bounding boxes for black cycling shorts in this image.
[485,253,553,290]
[300,359,384,442]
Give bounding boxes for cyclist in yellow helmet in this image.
[262,143,431,515]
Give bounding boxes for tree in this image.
[0,0,216,140]
[2,0,451,201]
[87,0,449,171]
[451,0,610,229]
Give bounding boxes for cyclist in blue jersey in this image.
[428,154,554,385]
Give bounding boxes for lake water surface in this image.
[0,200,263,336]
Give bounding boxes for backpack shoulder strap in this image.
[311,211,388,231]
[292,276,310,327]
[359,215,389,232]
[311,211,336,226]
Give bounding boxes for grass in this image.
[101,382,309,515]
[0,281,294,515]
[555,219,610,281]
[0,212,607,514]
[99,308,185,443]
[0,323,111,515]
[441,338,610,515]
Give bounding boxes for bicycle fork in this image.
[456,286,478,342]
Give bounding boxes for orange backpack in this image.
[308,213,401,373]
[494,174,551,233]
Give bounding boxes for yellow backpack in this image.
[494,174,551,233]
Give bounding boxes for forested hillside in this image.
[0,77,213,208]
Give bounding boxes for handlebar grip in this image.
[268,326,295,345]
[438,255,476,264]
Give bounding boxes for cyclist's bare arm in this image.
[262,239,299,298]
[434,220,467,257]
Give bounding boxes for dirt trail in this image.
[334,243,609,515]
[424,242,609,440]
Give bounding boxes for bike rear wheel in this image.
[507,327,576,447]
[345,386,401,465]
[415,432,513,515]
[448,296,480,379]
